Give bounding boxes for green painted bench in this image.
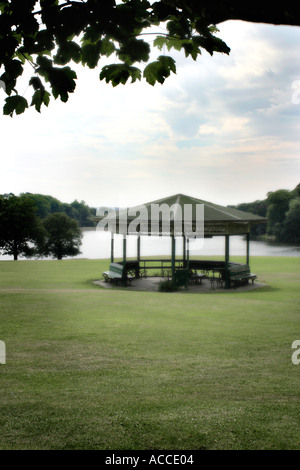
[102,262,134,286]
[228,263,257,287]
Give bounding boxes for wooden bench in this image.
[230,273,257,287]
[228,263,257,287]
[102,262,134,286]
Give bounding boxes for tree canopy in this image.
[0,194,43,260]
[0,0,299,116]
[230,182,300,243]
[21,192,96,226]
[38,212,82,260]
[0,193,85,260]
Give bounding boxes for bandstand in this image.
[95,194,267,289]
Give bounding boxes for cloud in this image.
[0,21,299,207]
[153,22,300,175]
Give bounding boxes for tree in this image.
[266,189,293,236]
[20,193,96,226]
[0,1,299,116]
[0,194,43,260]
[291,183,300,199]
[228,198,268,238]
[21,192,62,218]
[279,198,300,244]
[70,200,96,227]
[38,212,82,260]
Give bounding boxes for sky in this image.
[0,20,299,210]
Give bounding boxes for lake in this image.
[77,229,300,260]
[1,229,300,260]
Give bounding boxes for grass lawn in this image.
[0,256,299,450]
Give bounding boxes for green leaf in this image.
[0,36,19,61]
[154,36,201,60]
[35,29,55,52]
[48,67,77,102]
[5,59,23,79]
[36,55,53,81]
[100,64,141,86]
[3,95,28,117]
[31,89,50,112]
[14,50,34,65]
[35,58,77,102]
[54,41,81,65]
[81,38,116,68]
[81,42,102,68]
[143,61,160,86]
[166,17,191,38]
[118,38,150,64]
[182,41,200,60]
[100,38,115,57]
[36,56,52,68]
[193,35,230,56]
[143,56,176,85]
[209,25,220,34]
[154,36,183,52]
[29,76,44,91]
[0,59,24,95]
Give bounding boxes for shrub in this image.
[158,279,178,292]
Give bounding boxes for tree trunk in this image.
[13,241,18,260]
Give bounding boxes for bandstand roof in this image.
[96,193,267,237]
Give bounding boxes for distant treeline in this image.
[2,186,299,244]
[228,183,300,244]
[19,193,97,227]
